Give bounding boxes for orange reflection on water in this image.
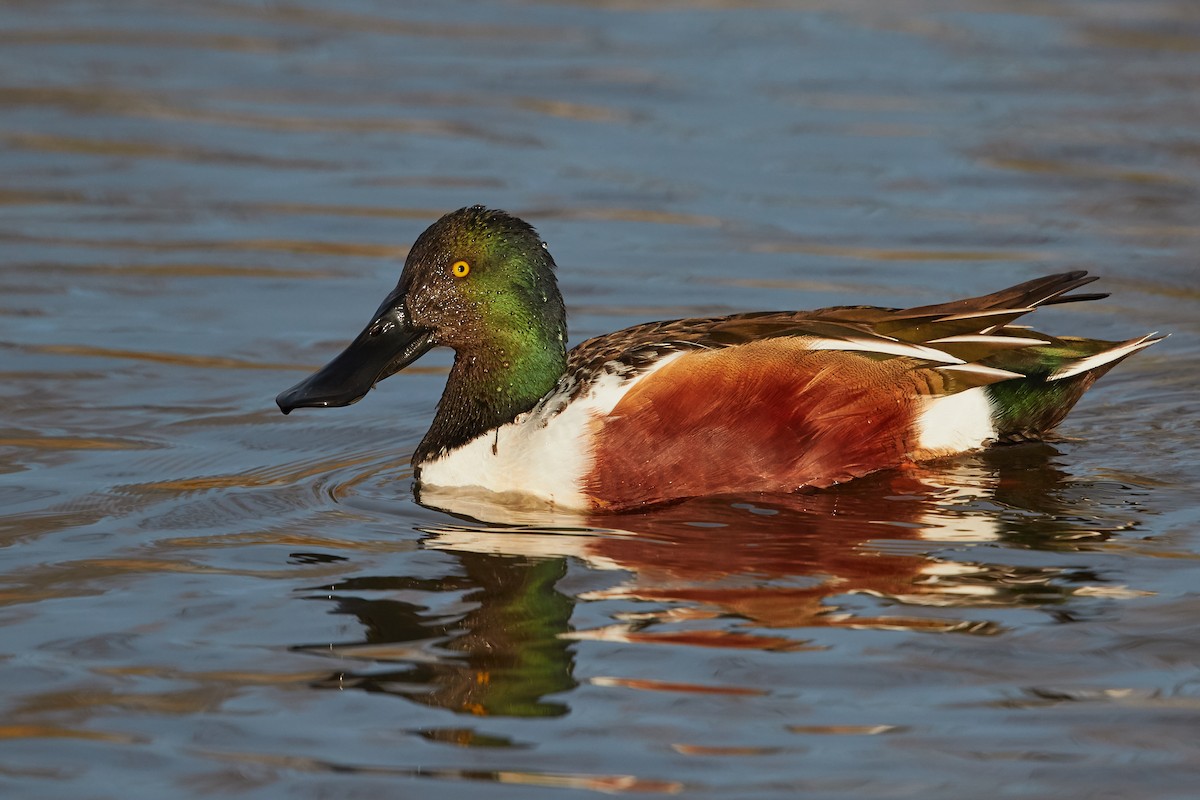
[293,447,1127,720]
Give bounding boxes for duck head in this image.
[277,206,568,460]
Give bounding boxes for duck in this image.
[277,205,1162,512]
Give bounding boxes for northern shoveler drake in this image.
[277,206,1162,512]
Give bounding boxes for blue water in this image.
[2,2,1199,797]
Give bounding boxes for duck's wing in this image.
[566,270,1114,387]
[558,271,1160,508]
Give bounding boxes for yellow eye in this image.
[451,260,470,278]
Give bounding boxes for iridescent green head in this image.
[277,206,568,461]
[399,205,566,357]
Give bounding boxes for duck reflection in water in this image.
[293,443,1142,719]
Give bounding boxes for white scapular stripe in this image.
[1048,334,1162,381]
[806,337,965,364]
[927,334,1049,347]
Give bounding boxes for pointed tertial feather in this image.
[818,273,1112,367]
[1048,333,1165,381]
[900,270,1100,318]
[874,272,1103,339]
[1040,292,1109,306]
[873,307,1033,342]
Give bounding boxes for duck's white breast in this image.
[418,357,682,509]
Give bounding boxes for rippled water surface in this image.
[3,1,1199,797]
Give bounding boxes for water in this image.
[2,1,1199,797]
